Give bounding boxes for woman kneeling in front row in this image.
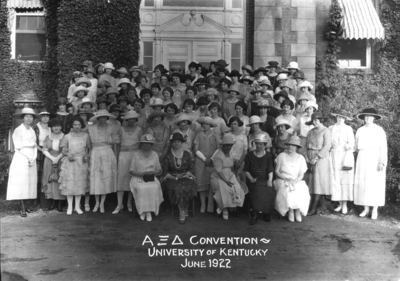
[274,135,310,222]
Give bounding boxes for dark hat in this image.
[266,61,279,68]
[207,75,220,85]
[169,132,186,143]
[273,90,289,101]
[109,104,123,113]
[216,59,229,67]
[48,118,63,128]
[77,109,95,120]
[278,69,291,76]
[184,74,194,82]
[140,88,153,98]
[227,115,244,127]
[118,95,129,103]
[216,67,230,75]
[357,107,382,120]
[305,112,328,125]
[79,60,92,67]
[164,103,179,113]
[280,99,295,110]
[219,78,232,87]
[250,89,263,95]
[239,76,254,84]
[293,70,306,79]
[195,78,208,86]
[331,109,352,120]
[253,67,268,74]
[96,96,111,106]
[228,70,242,78]
[196,96,209,106]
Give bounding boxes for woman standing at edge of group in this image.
[244,133,274,225]
[305,112,332,216]
[130,134,164,222]
[329,109,355,215]
[59,116,91,215]
[88,109,119,213]
[194,117,220,213]
[41,118,66,212]
[7,107,38,217]
[162,132,197,224]
[274,135,310,222]
[113,111,143,214]
[354,107,387,220]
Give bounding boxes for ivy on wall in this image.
[316,0,400,205]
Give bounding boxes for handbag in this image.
[48,164,59,182]
[143,174,155,182]
[342,151,354,171]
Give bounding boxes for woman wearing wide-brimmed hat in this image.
[130,134,164,222]
[7,108,38,217]
[179,99,200,131]
[294,92,312,120]
[266,61,280,90]
[228,70,246,99]
[222,85,241,121]
[207,75,220,90]
[194,117,219,213]
[247,116,272,153]
[328,109,355,215]
[71,86,89,115]
[145,111,170,160]
[98,62,117,89]
[67,71,83,103]
[354,107,387,220]
[295,80,316,103]
[59,115,91,215]
[88,109,119,213]
[244,133,275,224]
[171,114,197,154]
[54,97,74,134]
[41,118,66,212]
[33,110,51,207]
[246,89,263,117]
[113,111,143,215]
[304,112,332,216]
[275,99,298,134]
[104,87,119,109]
[211,134,247,220]
[195,78,208,97]
[115,67,129,87]
[272,119,293,158]
[162,132,197,224]
[84,67,98,102]
[296,101,318,154]
[274,135,310,223]
[118,77,135,99]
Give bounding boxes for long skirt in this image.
[354,150,386,206]
[164,178,197,209]
[194,158,213,192]
[211,173,246,209]
[274,179,310,216]
[117,150,136,191]
[7,147,37,200]
[247,179,276,214]
[42,156,65,200]
[90,146,118,195]
[305,150,332,195]
[59,156,89,196]
[130,176,164,215]
[330,149,354,201]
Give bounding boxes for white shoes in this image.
[295,210,302,222]
[85,204,90,212]
[112,206,123,214]
[75,207,83,215]
[100,205,105,213]
[222,209,228,220]
[334,206,342,212]
[359,207,370,217]
[371,210,378,220]
[342,204,348,215]
[200,205,206,213]
[146,212,152,222]
[67,208,73,216]
[288,210,295,222]
[92,204,99,213]
[127,205,133,212]
[140,213,145,220]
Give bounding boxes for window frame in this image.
[11,12,46,62]
[337,39,372,70]
[230,42,242,71]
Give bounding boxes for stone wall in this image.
[254,0,332,84]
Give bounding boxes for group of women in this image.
[6,59,387,224]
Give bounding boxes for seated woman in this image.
[244,133,274,225]
[274,135,310,222]
[129,134,164,222]
[211,134,247,220]
[162,133,197,224]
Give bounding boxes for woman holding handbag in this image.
[41,119,66,212]
[329,109,355,215]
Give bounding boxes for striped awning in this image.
[338,0,384,40]
[7,0,43,8]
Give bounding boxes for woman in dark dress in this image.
[244,133,275,225]
[162,132,197,224]
[54,97,74,134]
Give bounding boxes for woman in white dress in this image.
[7,108,38,217]
[130,134,164,221]
[113,111,143,214]
[274,135,310,222]
[354,108,387,220]
[329,109,355,215]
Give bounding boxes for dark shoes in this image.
[249,216,257,225]
[263,214,272,222]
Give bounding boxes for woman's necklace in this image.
[172,148,183,168]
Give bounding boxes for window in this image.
[231,44,241,71]
[232,0,242,9]
[143,41,154,70]
[15,15,46,61]
[337,39,371,69]
[144,0,154,7]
